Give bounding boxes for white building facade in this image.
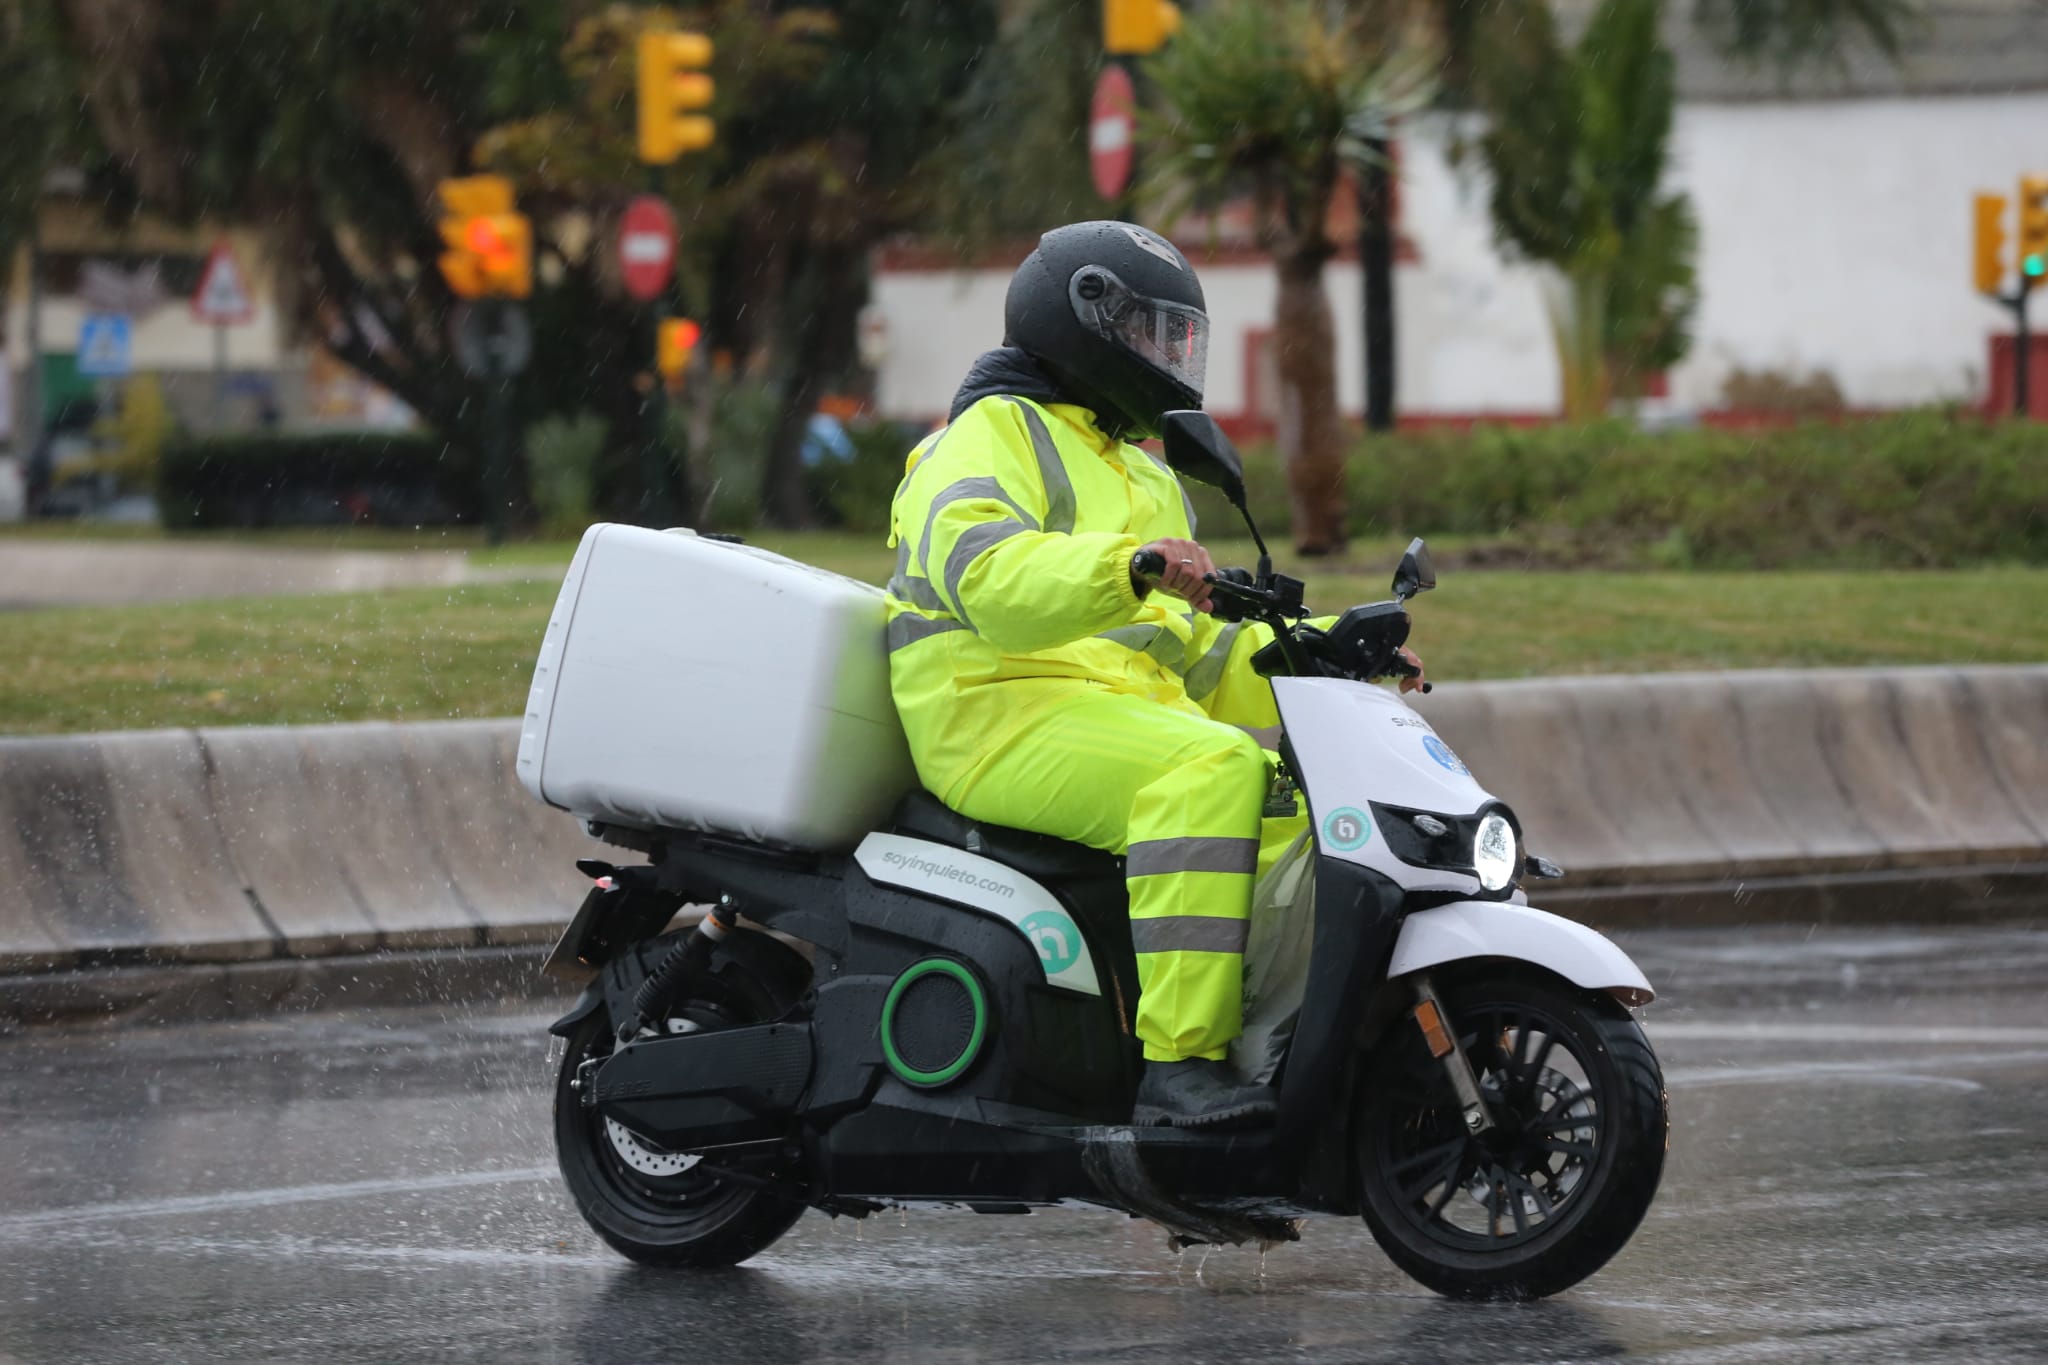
[869,91,2048,427]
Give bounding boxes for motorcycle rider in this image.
[883,221,1423,1128]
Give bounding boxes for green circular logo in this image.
[1019,910,1081,973]
[1323,806,1372,852]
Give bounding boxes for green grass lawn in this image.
[3,534,2045,735]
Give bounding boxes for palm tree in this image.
[1471,0,1699,417]
[1348,0,1911,428]
[1145,0,1433,555]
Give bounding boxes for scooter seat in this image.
[890,791,1126,884]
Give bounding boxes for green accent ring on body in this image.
[880,958,988,1088]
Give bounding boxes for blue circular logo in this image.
[1019,910,1081,973]
[1422,735,1470,776]
[1322,806,1372,852]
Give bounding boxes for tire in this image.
[1356,969,1667,1300]
[553,929,810,1268]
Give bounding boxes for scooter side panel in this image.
[854,832,1101,996]
[808,866,1142,1196]
[1386,900,1655,1005]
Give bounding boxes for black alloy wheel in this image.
[1357,970,1667,1300]
[553,929,809,1267]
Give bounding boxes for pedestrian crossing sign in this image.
[77,314,133,378]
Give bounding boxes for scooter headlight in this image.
[1473,811,1518,892]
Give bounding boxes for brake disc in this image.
[603,1117,704,1178]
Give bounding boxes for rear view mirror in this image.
[1159,411,1247,508]
[1392,537,1436,602]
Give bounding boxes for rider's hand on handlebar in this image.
[1395,646,1429,695]
[1134,538,1216,613]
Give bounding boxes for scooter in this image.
[536,411,1667,1300]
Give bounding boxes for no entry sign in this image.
[1090,65,1137,201]
[618,196,677,303]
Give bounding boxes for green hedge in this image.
[1179,411,2048,569]
[158,432,483,529]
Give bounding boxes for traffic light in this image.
[2019,175,2048,285]
[1975,193,2009,296]
[638,31,715,164]
[437,177,532,299]
[657,318,702,386]
[467,214,533,298]
[1104,0,1181,54]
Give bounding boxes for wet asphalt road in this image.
[3,926,2047,1364]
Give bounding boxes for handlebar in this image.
[1206,568,1430,690]
[1132,556,1432,691]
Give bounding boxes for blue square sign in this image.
[77,314,133,378]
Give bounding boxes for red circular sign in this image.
[618,196,677,303]
[1089,66,1137,201]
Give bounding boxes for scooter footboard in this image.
[1386,902,1654,1006]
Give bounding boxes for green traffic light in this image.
[2027,253,2048,278]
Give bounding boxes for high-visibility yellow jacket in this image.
[885,394,1281,801]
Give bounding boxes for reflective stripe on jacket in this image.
[884,394,1279,800]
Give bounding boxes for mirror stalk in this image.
[1238,500,1273,583]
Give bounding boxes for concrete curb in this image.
[0,721,602,983]
[1412,664,2048,906]
[1,664,2044,1026]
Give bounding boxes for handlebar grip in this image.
[1386,653,1432,694]
[1131,549,1168,583]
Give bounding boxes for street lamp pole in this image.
[2014,281,2033,417]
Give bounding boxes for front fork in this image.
[1409,974,1495,1136]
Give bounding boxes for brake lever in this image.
[1201,570,1269,625]
[1383,655,1433,694]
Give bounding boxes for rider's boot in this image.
[1132,1058,1277,1129]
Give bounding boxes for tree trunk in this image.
[683,341,718,525]
[759,241,865,529]
[1274,252,1348,556]
[1553,267,1612,421]
[1540,266,1622,417]
[593,365,654,524]
[1358,142,1397,433]
[760,239,822,531]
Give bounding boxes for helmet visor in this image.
[1069,268,1209,399]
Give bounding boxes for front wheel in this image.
[553,930,809,1267]
[1356,970,1667,1300]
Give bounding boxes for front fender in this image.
[1387,901,1654,1006]
[548,982,605,1038]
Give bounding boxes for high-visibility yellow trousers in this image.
[944,685,1295,1063]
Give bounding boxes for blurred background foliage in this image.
[1144,0,1438,555]
[1177,409,2048,571]
[3,0,1923,548]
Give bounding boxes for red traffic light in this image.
[658,318,702,383]
[466,218,513,266]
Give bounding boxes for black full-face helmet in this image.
[1003,220,1209,441]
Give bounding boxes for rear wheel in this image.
[1356,970,1667,1299]
[553,930,809,1267]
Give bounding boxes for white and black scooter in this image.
[530,411,1667,1300]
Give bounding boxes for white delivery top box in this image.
[518,524,916,850]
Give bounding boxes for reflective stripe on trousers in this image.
[942,685,1277,1063]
